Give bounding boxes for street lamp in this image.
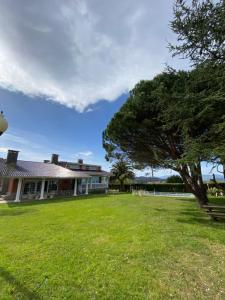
[0,111,8,135]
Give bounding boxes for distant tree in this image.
[170,0,225,65]
[103,67,225,206]
[166,175,183,184]
[110,159,135,191]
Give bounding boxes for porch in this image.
[1,178,89,202]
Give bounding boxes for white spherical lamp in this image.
[0,111,8,136]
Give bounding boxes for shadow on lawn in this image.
[174,197,225,227]
[177,208,225,228]
[177,217,225,230]
[6,193,110,208]
[0,208,37,217]
[0,268,42,300]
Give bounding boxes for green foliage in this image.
[109,183,188,193]
[207,187,224,196]
[104,68,225,167]
[207,182,225,192]
[170,0,225,65]
[103,66,225,205]
[110,182,225,193]
[1,195,225,299]
[166,175,183,183]
[110,159,134,191]
[170,0,225,181]
[88,189,106,194]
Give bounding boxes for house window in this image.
[91,176,100,184]
[81,178,88,184]
[101,177,107,183]
[36,181,41,192]
[23,182,36,194]
[48,180,58,192]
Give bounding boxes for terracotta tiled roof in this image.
[0,159,90,178]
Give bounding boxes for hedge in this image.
[109,182,225,193]
[109,183,189,193]
[206,182,225,190]
[89,189,106,194]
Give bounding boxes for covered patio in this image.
[15,177,90,201]
[1,176,90,202]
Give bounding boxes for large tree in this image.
[170,0,225,65]
[170,0,225,178]
[103,67,225,206]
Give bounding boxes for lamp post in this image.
[0,111,8,136]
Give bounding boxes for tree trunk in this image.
[178,162,208,207]
[190,180,208,207]
[119,180,125,192]
[223,164,225,181]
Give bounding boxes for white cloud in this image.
[77,151,93,157]
[0,0,175,111]
[0,147,8,153]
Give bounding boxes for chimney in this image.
[7,150,19,167]
[78,159,83,164]
[51,154,59,164]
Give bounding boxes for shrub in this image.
[166,175,183,183]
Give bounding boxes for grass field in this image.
[1,194,225,299]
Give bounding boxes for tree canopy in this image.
[170,0,225,65]
[103,66,225,205]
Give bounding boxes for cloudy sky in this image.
[0,0,217,177]
[0,0,182,111]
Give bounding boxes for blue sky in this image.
[0,88,127,171]
[0,0,221,178]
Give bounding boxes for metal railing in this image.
[88,183,108,189]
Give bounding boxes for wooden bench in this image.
[202,205,225,221]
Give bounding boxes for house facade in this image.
[0,150,110,202]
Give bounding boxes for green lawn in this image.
[1,194,225,299]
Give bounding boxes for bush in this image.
[166,175,183,183]
[88,189,106,194]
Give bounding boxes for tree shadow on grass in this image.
[176,208,225,229]
[174,197,196,203]
[0,267,42,300]
[177,217,225,231]
[209,196,225,205]
[154,208,168,212]
[0,209,37,217]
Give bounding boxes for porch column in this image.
[73,179,77,196]
[106,177,109,188]
[40,179,45,200]
[105,177,109,194]
[15,178,22,202]
[85,178,89,195]
[90,177,93,190]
